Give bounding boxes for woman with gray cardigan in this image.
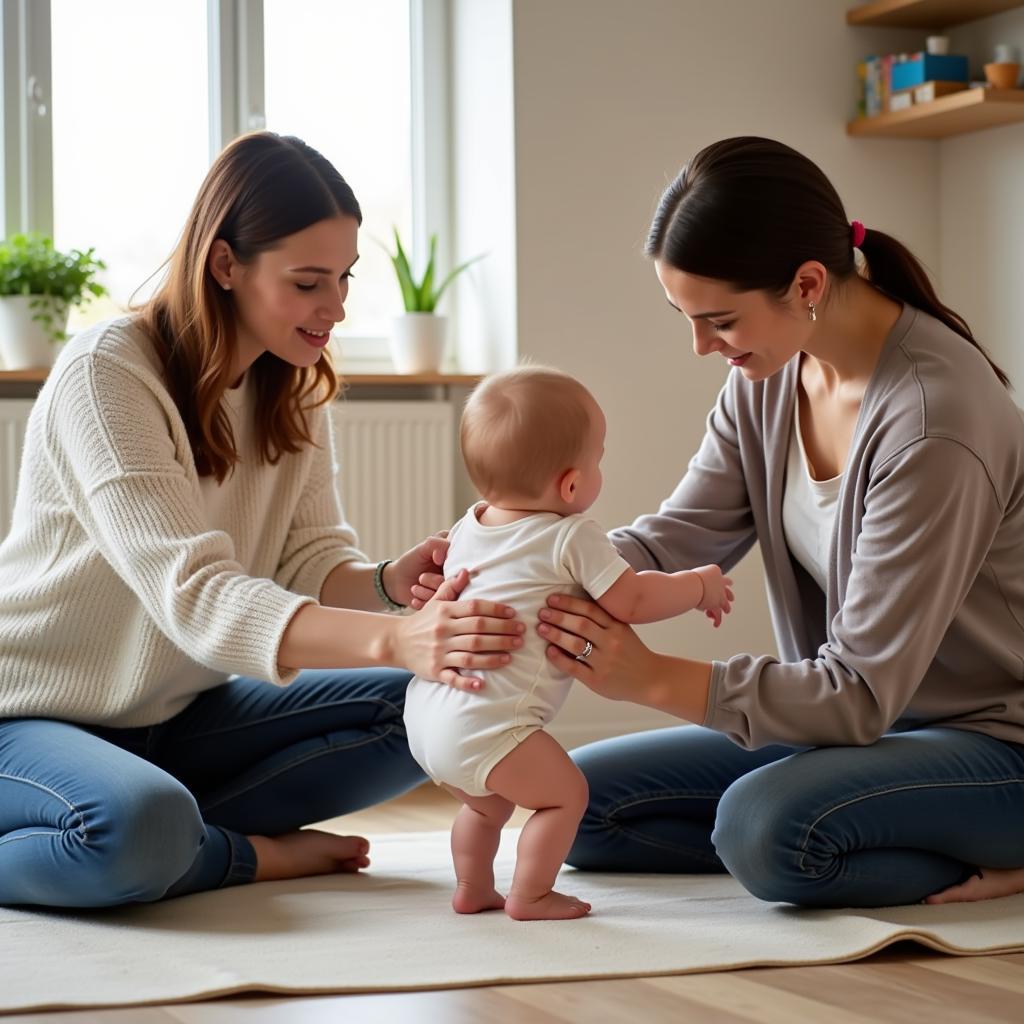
[488,137,1024,908]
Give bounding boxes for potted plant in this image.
[0,232,107,369]
[385,228,483,374]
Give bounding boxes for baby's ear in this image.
[557,468,579,504]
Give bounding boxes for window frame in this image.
[1,0,449,362]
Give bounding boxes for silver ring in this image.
[576,639,594,662]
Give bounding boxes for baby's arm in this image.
[596,564,733,626]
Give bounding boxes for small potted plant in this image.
[0,232,107,369]
[386,228,483,374]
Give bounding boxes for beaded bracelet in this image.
[374,559,406,612]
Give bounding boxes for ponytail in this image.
[858,229,1009,388]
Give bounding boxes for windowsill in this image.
[0,367,482,401]
[0,368,480,384]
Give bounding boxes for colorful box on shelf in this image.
[890,54,968,92]
[914,80,968,103]
[889,80,969,112]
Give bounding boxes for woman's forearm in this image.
[643,652,713,724]
[278,603,397,672]
[320,560,396,612]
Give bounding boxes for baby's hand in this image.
[693,565,735,628]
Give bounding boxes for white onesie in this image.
[404,503,629,796]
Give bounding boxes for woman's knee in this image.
[564,772,613,870]
[712,766,820,904]
[87,778,205,902]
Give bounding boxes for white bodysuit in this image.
[404,503,629,796]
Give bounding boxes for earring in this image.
[221,283,231,292]
[807,302,817,322]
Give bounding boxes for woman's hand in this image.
[392,569,525,691]
[384,532,449,608]
[537,593,662,704]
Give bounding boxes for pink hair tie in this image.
[851,220,866,248]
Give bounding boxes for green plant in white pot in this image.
[0,233,107,370]
[386,229,483,374]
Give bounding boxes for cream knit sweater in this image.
[0,317,365,727]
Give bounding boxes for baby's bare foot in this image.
[925,866,1024,905]
[249,829,370,882]
[505,889,592,921]
[452,880,506,914]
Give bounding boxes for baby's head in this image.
[460,365,605,512]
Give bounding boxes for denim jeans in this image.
[567,724,1024,908]
[0,668,424,908]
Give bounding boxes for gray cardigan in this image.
[612,305,1024,750]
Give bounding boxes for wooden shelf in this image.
[847,0,1024,29]
[847,87,1024,137]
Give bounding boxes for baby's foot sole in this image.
[452,882,506,914]
[505,889,592,921]
[925,866,1024,904]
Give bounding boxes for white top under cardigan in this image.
[0,317,366,727]
[782,401,841,592]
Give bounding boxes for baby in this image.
[403,366,733,921]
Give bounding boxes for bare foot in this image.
[505,889,592,921]
[925,866,1024,905]
[249,829,370,882]
[452,880,506,914]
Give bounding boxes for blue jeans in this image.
[0,669,424,908]
[568,725,1024,908]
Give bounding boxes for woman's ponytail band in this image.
[851,220,866,249]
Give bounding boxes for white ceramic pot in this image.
[0,294,69,369]
[389,313,448,374]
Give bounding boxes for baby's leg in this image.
[485,731,592,921]
[442,784,515,914]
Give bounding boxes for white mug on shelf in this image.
[926,35,950,55]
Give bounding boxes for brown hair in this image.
[136,131,363,482]
[461,366,594,500]
[646,136,1009,388]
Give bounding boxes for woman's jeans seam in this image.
[0,771,88,840]
[799,776,1024,873]
[598,790,723,864]
[0,830,64,848]
[199,724,398,813]
[180,698,402,740]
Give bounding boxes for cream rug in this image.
[2,829,1023,1014]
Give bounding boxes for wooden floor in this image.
[8,785,1024,1024]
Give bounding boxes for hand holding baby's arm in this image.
[596,565,734,627]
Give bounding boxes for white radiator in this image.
[0,399,456,557]
[0,400,33,539]
[331,401,455,559]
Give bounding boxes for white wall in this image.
[505,0,940,746]
[941,8,1024,393]
[449,0,517,374]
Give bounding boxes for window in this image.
[4,0,445,361]
[50,0,210,330]
[264,0,412,343]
